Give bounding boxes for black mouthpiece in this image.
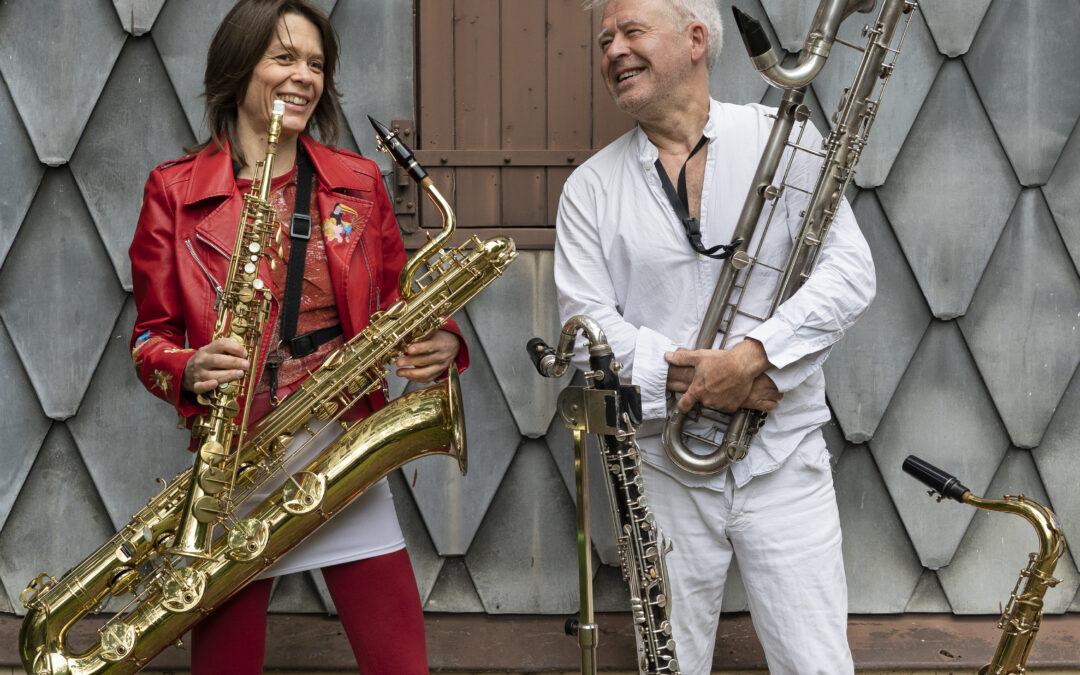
[902,455,970,503]
[731,6,772,59]
[368,115,428,183]
[526,337,555,375]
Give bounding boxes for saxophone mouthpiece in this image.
[272,99,286,116]
[732,6,772,59]
[368,115,428,184]
[902,455,970,503]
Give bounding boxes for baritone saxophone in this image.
[904,455,1068,674]
[662,0,917,475]
[19,116,517,674]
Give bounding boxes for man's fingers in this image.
[397,351,450,369]
[192,379,218,394]
[205,354,249,371]
[664,349,699,367]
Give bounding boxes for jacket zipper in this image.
[184,238,223,308]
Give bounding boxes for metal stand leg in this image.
[571,428,598,675]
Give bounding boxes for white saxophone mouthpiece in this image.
[272,99,286,116]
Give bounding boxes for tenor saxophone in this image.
[904,456,1068,674]
[529,316,680,674]
[19,118,516,675]
[662,0,917,475]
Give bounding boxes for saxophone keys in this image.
[226,518,270,561]
[197,440,228,465]
[282,471,326,515]
[99,622,137,662]
[161,567,207,613]
[191,495,225,523]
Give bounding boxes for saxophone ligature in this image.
[528,316,680,675]
[903,456,1068,675]
[19,117,516,674]
[662,0,917,475]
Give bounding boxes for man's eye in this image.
[599,38,612,49]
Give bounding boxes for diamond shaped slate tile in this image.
[836,446,923,613]
[70,37,196,291]
[812,10,942,187]
[0,169,127,420]
[878,60,1020,319]
[544,371,619,567]
[0,425,115,615]
[965,0,1080,187]
[66,299,191,529]
[0,77,45,269]
[332,0,413,165]
[958,189,1080,448]
[919,0,991,57]
[709,0,776,106]
[824,191,932,443]
[938,449,1080,614]
[0,0,126,165]
[388,470,444,605]
[424,556,485,613]
[1033,369,1080,558]
[1044,128,1080,277]
[905,569,951,613]
[466,250,570,437]
[269,572,331,613]
[466,439,580,613]
[152,0,233,137]
[870,321,1010,569]
[402,311,520,557]
[0,322,50,536]
[113,0,166,36]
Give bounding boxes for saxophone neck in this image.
[965,493,1067,565]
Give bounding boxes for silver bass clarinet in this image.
[662,0,917,475]
[528,316,679,675]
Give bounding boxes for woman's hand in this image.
[395,329,460,383]
[182,338,249,394]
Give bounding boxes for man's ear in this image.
[689,22,709,63]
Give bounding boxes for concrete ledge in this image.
[3,613,1079,670]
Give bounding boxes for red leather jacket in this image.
[129,135,468,424]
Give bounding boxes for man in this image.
[553,0,875,672]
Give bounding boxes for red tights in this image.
[190,548,428,674]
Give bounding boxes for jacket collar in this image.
[184,134,360,206]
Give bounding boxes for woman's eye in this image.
[310,61,324,72]
[273,53,293,63]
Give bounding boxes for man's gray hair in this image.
[586,0,724,67]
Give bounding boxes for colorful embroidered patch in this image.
[322,203,359,244]
[151,369,173,399]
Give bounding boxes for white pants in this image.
[641,431,852,675]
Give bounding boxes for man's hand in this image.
[667,347,694,393]
[182,338,249,394]
[743,373,783,412]
[395,329,460,383]
[664,339,775,414]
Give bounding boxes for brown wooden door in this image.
[399,0,634,249]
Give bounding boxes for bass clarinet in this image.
[528,316,679,675]
[663,0,917,475]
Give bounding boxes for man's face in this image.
[598,0,693,116]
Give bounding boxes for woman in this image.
[128,1,464,672]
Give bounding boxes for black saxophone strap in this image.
[654,134,740,260]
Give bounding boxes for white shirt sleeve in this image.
[554,173,676,420]
[746,121,876,393]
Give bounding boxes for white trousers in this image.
[642,431,853,675]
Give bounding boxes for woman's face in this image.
[239,12,325,138]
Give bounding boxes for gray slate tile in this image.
[0,0,126,165]
[66,299,191,529]
[0,77,45,270]
[878,60,1020,319]
[70,37,196,291]
[958,189,1080,448]
[0,425,115,616]
[424,556,485,613]
[904,568,952,613]
[112,0,166,35]
[1043,129,1080,277]
[0,169,127,420]
[709,0,775,106]
[466,439,580,613]
[269,571,330,613]
[824,191,932,443]
[870,321,1010,569]
[918,0,991,57]
[1032,369,1080,561]
[965,0,1080,187]
[388,470,443,606]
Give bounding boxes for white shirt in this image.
[554,99,875,491]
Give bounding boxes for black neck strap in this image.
[654,134,739,260]
[280,146,315,347]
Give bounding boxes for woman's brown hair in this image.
[192,0,343,160]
